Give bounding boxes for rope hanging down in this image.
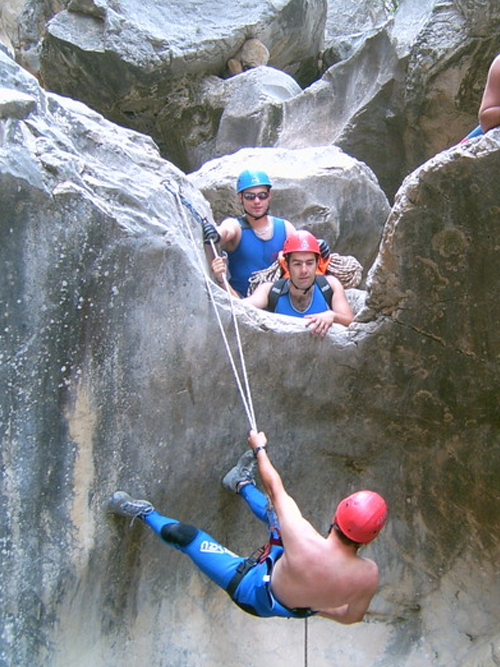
[161,180,257,431]
[304,616,309,667]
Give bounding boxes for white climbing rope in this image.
[165,180,257,431]
[165,181,314,667]
[304,617,309,667]
[204,239,258,431]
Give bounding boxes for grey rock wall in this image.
[2,43,500,667]
[276,0,500,198]
[0,0,65,74]
[5,0,500,203]
[323,0,389,66]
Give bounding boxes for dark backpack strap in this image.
[237,215,251,230]
[315,274,333,309]
[267,277,290,312]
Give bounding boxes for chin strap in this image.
[243,206,270,221]
[290,278,314,295]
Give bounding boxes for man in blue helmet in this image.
[202,169,295,297]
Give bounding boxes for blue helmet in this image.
[236,169,272,193]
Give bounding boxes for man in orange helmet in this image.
[109,430,387,623]
[243,230,353,335]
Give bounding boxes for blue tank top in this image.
[227,217,287,296]
[274,281,330,317]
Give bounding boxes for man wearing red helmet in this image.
[240,430,387,623]
[243,230,353,335]
[109,430,387,623]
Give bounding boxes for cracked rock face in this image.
[1,22,500,667]
[36,0,326,168]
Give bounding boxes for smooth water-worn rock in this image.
[37,0,326,169]
[6,0,500,203]
[167,66,302,172]
[276,0,500,198]
[322,0,389,67]
[2,47,500,667]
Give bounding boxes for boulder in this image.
[226,37,270,75]
[189,145,390,277]
[275,0,500,199]
[322,0,389,67]
[0,0,63,75]
[38,0,326,164]
[165,66,302,172]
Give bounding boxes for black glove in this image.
[202,221,221,244]
[317,238,331,260]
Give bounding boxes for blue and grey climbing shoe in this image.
[108,491,154,522]
[222,450,256,493]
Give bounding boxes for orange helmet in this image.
[334,491,388,544]
[282,230,321,257]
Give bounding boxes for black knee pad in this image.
[160,522,198,547]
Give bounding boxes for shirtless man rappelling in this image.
[109,430,387,623]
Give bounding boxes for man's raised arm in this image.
[247,430,305,528]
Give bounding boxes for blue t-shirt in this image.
[227,216,287,296]
[274,281,330,317]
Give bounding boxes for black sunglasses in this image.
[242,191,270,201]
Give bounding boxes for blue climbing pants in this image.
[143,483,314,618]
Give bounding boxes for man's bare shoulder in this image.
[220,215,241,225]
[491,53,500,72]
[219,216,241,234]
[357,555,380,590]
[243,282,273,309]
[325,274,343,290]
[253,282,273,295]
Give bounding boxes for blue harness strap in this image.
[227,542,318,619]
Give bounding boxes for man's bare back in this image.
[271,529,379,623]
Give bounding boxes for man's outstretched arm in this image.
[247,431,307,530]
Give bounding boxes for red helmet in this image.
[334,491,388,544]
[282,230,320,256]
